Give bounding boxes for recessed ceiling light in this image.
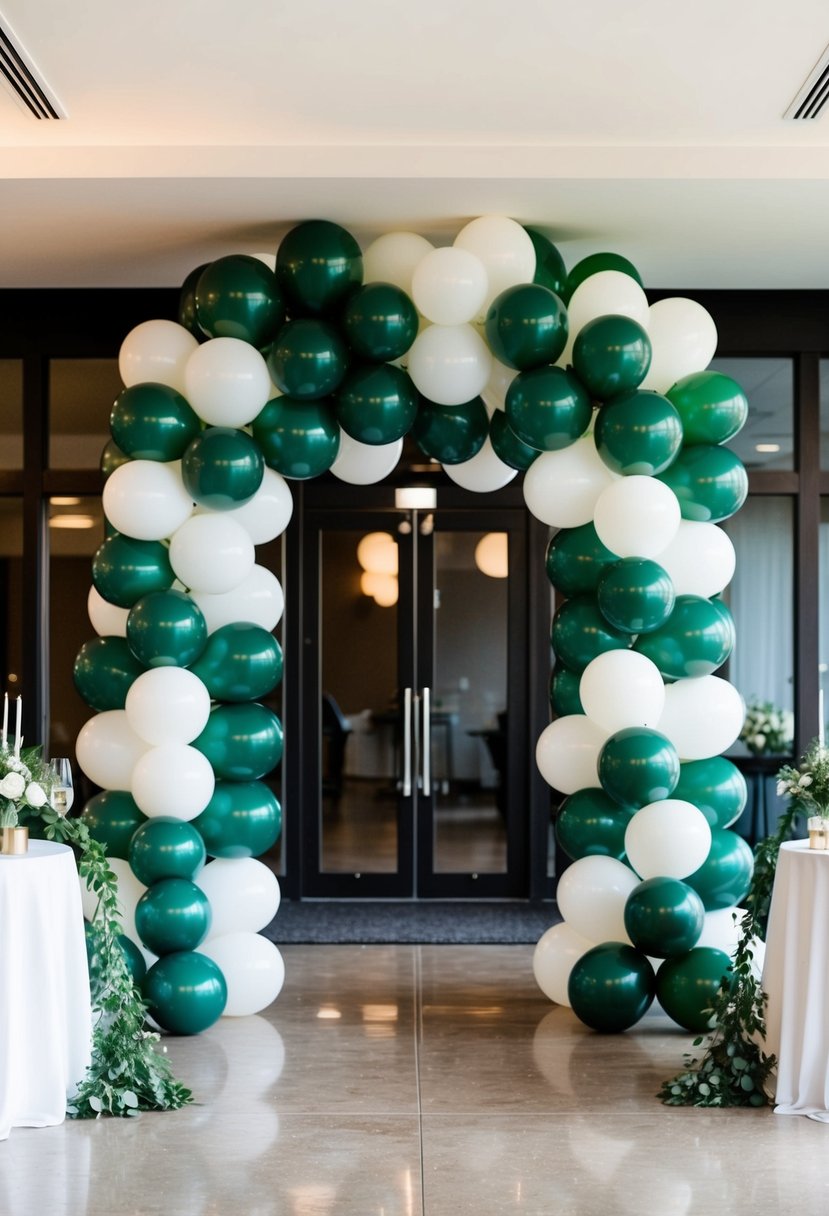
[755,443,781,453]
[49,514,96,529]
[51,496,83,506]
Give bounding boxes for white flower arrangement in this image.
[739,698,794,757]
[0,748,52,828]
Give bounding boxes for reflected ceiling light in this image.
[361,1004,399,1022]
[395,486,436,510]
[356,531,398,575]
[51,496,82,506]
[49,514,96,529]
[360,571,398,607]
[755,443,781,453]
[475,532,509,578]
[316,1006,342,1020]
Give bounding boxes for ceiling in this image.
[2,1,829,289]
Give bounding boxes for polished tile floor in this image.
[3,944,829,1215]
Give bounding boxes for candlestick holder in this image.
[1,826,29,854]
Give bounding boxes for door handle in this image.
[402,687,413,797]
[422,686,431,797]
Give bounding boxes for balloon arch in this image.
[72,216,751,1036]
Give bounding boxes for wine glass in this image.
[50,757,74,816]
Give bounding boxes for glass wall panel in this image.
[820,500,829,745]
[820,362,829,470]
[0,360,23,471]
[0,499,23,710]
[49,359,121,468]
[710,357,793,471]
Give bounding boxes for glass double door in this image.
[302,503,529,897]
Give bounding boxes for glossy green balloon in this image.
[81,790,147,859]
[189,622,283,702]
[135,878,211,955]
[193,702,284,780]
[129,817,207,886]
[594,390,683,476]
[545,523,618,596]
[111,382,202,462]
[551,594,631,673]
[656,947,732,1032]
[275,219,363,317]
[336,363,419,445]
[634,594,735,679]
[181,426,264,509]
[673,758,748,830]
[556,787,634,861]
[100,439,130,480]
[73,636,146,711]
[178,263,210,339]
[657,444,749,523]
[568,943,655,1032]
[142,950,227,1035]
[525,227,567,297]
[549,665,584,716]
[489,409,539,471]
[572,314,652,400]
[506,366,592,452]
[126,589,208,669]
[685,828,754,911]
[119,934,147,985]
[342,281,418,362]
[485,283,568,371]
[598,728,680,808]
[251,395,340,480]
[412,396,488,465]
[267,318,349,401]
[195,254,285,347]
[666,371,749,446]
[624,877,705,959]
[193,779,282,858]
[564,252,643,304]
[597,558,675,635]
[92,533,175,609]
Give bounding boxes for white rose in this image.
[25,782,47,808]
[0,772,25,799]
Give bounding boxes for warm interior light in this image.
[755,443,781,453]
[361,571,398,607]
[316,1006,342,1020]
[475,532,509,578]
[50,496,82,506]
[356,531,398,575]
[49,514,96,529]
[395,486,437,510]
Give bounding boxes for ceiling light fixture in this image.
[755,443,781,453]
[0,12,66,119]
[49,514,96,529]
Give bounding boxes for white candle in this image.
[1,693,7,751]
[820,688,825,748]
[13,696,21,759]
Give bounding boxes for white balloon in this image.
[184,337,271,427]
[593,476,681,558]
[523,437,618,528]
[536,714,608,794]
[169,514,255,594]
[205,466,294,545]
[118,319,198,395]
[442,437,517,492]
[481,357,518,414]
[191,564,284,634]
[131,743,215,821]
[125,668,211,746]
[81,856,146,947]
[87,585,129,638]
[406,323,492,405]
[556,855,639,944]
[641,298,718,394]
[533,922,596,1006]
[653,520,736,598]
[200,933,285,1016]
[559,272,650,366]
[697,907,747,958]
[580,651,666,733]
[363,231,434,294]
[624,799,712,880]
[453,215,536,313]
[76,710,150,790]
[197,858,281,937]
[411,246,488,326]
[658,675,745,760]
[102,459,194,542]
[331,431,403,485]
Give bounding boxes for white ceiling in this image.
[3,0,829,289]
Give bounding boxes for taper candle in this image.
[1,693,7,751]
[13,695,21,758]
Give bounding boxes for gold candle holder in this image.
[1,825,29,854]
[808,817,829,850]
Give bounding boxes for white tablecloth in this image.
[763,840,829,1121]
[0,840,92,1141]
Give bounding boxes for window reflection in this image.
[0,499,23,700]
[0,361,23,471]
[710,357,793,471]
[49,359,121,469]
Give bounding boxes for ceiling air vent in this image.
[784,43,829,119]
[0,12,65,118]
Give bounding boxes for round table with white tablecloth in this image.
[0,839,92,1141]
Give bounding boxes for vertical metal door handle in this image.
[422,686,431,797]
[402,687,412,797]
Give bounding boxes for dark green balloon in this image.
[545,523,618,596]
[190,622,283,702]
[594,390,683,476]
[118,934,147,985]
[666,371,749,446]
[195,254,285,347]
[73,636,146,711]
[506,366,592,451]
[568,943,655,1032]
[485,283,568,371]
[135,878,211,955]
[685,829,753,911]
[126,589,208,669]
[489,409,539,471]
[556,787,634,861]
[267,318,349,401]
[92,533,175,609]
[193,702,283,780]
[656,947,732,1032]
[549,665,584,716]
[572,314,652,400]
[100,439,130,480]
[275,219,363,317]
[412,396,488,464]
[634,594,735,679]
[342,281,418,362]
[336,363,419,445]
[624,877,705,958]
[143,950,227,1035]
[657,444,749,523]
[673,758,747,830]
[597,558,675,635]
[129,817,207,886]
[193,779,282,858]
[81,790,146,860]
[181,426,264,509]
[524,227,567,297]
[111,383,202,463]
[551,594,631,673]
[178,263,210,339]
[251,395,340,480]
[564,252,643,304]
[598,728,680,808]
